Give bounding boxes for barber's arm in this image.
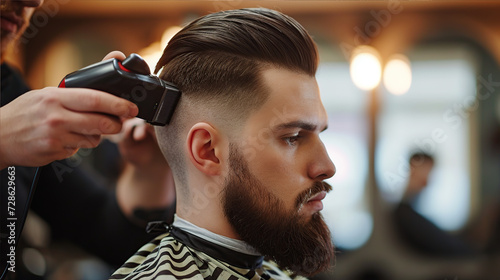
[112,118,176,226]
[0,84,138,170]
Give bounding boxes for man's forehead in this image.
[259,67,320,100]
[241,67,328,134]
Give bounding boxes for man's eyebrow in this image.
[273,121,328,132]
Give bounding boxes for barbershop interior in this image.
[4,0,500,279]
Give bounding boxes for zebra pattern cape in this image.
[109,226,306,280]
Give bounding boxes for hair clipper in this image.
[59,53,180,126]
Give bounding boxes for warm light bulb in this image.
[161,26,182,49]
[141,50,163,74]
[138,25,182,73]
[350,45,382,91]
[383,54,412,95]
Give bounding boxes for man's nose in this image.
[308,141,336,181]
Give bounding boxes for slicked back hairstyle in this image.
[154,8,318,186]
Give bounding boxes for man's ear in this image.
[186,122,222,176]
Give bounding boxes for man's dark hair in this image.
[154,8,319,184]
[155,8,318,79]
[409,151,435,167]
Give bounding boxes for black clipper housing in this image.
[59,53,180,126]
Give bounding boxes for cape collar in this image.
[146,216,264,270]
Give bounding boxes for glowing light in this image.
[138,26,181,73]
[326,210,373,250]
[383,54,412,95]
[139,42,162,73]
[349,45,382,91]
[161,26,182,49]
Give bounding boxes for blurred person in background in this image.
[392,152,476,258]
[1,0,175,279]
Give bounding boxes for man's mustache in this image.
[295,181,333,209]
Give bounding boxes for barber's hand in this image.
[107,118,167,167]
[112,118,175,225]
[103,51,167,166]
[0,51,139,170]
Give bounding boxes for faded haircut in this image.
[154,8,318,185]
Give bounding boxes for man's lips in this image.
[304,191,327,212]
[307,191,327,203]
[1,13,23,33]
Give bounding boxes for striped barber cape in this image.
[109,226,306,280]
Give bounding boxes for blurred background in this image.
[4,0,500,279]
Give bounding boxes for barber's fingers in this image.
[60,111,124,135]
[52,87,138,118]
[103,117,145,144]
[59,133,102,150]
[37,133,101,161]
[125,119,156,142]
[49,133,100,162]
[132,121,151,141]
[102,50,126,61]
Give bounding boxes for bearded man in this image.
[110,7,336,279]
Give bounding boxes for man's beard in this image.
[222,145,335,277]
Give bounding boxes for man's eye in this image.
[283,135,301,146]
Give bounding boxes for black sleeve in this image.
[31,160,157,267]
[393,203,475,258]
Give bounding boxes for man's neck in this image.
[175,186,240,239]
[172,215,261,256]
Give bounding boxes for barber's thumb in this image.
[102,50,126,61]
[132,123,148,141]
